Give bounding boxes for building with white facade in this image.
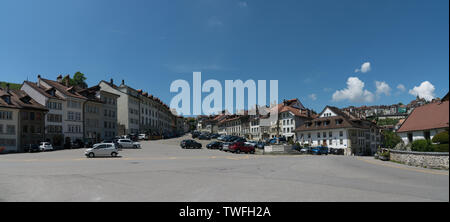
[1,85,47,153]
[99,79,140,135]
[295,106,381,156]
[396,100,449,145]
[22,79,65,148]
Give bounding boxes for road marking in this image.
[357,157,449,176]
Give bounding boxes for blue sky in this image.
[0,0,448,114]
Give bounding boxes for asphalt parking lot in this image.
[0,135,448,202]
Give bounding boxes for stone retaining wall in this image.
[389,149,449,170]
[264,145,296,154]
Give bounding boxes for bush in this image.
[411,139,432,152]
[432,144,449,152]
[432,131,449,144]
[382,131,402,148]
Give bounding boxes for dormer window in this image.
[20,96,31,104]
[2,95,11,104]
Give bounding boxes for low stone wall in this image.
[389,149,449,170]
[264,145,296,154]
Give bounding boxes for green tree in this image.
[382,131,402,148]
[62,72,88,89]
[72,72,88,88]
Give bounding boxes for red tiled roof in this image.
[40,78,87,100]
[0,88,48,111]
[397,101,449,133]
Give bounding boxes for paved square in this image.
[0,135,448,201]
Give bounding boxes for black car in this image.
[23,144,40,153]
[181,140,202,149]
[210,134,220,139]
[70,139,85,149]
[198,134,211,140]
[206,141,222,149]
[256,142,265,149]
[329,148,345,155]
[192,132,200,139]
[233,137,247,143]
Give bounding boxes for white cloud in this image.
[308,94,317,101]
[397,84,406,92]
[238,1,248,8]
[375,81,391,96]
[332,77,375,103]
[409,81,436,101]
[355,62,371,73]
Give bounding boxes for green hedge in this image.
[411,139,449,152]
[432,144,449,152]
[411,139,432,152]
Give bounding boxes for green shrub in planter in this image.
[432,131,449,144]
[411,139,432,152]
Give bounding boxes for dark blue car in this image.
[311,146,328,155]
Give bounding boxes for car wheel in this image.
[88,153,95,158]
[133,145,137,149]
[250,150,255,154]
[111,152,118,157]
[236,149,241,154]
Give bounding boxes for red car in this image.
[229,142,255,154]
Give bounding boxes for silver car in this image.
[221,142,231,152]
[39,142,53,151]
[85,143,119,158]
[117,139,141,149]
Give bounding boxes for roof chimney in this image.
[6,83,10,93]
[110,78,114,85]
[121,79,125,85]
[65,75,70,86]
[57,75,63,83]
[37,75,41,87]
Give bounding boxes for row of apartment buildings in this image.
[197,98,382,156]
[0,75,189,153]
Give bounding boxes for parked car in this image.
[198,134,211,140]
[256,142,265,149]
[24,144,40,153]
[181,140,202,149]
[117,139,141,149]
[192,131,200,139]
[138,134,148,140]
[39,142,54,151]
[210,133,220,139]
[311,146,328,155]
[217,135,226,141]
[221,142,231,151]
[329,148,345,155]
[85,143,119,158]
[70,139,85,149]
[229,142,255,154]
[300,147,312,154]
[206,141,222,149]
[245,140,257,147]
